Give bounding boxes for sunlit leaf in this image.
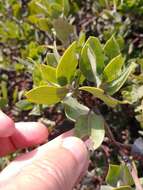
[103,62,137,95]
[78,31,86,48]
[79,86,126,107]
[104,35,120,59]
[32,63,43,86]
[37,18,51,31]
[50,3,63,18]
[28,0,49,15]
[56,41,78,85]
[26,86,68,105]
[87,47,101,86]
[103,54,125,82]
[80,36,105,82]
[41,64,57,83]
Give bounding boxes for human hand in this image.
[0,111,89,190]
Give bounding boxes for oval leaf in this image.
[80,36,105,82]
[79,86,126,107]
[103,54,125,82]
[90,112,105,149]
[26,86,68,105]
[75,112,105,150]
[56,41,78,86]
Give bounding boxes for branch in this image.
[104,121,131,151]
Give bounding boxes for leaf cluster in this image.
[26,35,136,149]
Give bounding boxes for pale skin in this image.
[0,110,89,190]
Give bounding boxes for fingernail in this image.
[62,137,89,173]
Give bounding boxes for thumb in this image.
[3,137,89,190]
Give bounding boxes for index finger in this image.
[0,111,15,137]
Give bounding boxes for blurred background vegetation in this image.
[1,0,143,189]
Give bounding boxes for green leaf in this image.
[103,54,125,82]
[56,41,78,86]
[79,86,126,107]
[12,86,18,103]
[87,47,101,86]
[16,100,34,111]
[80,37,105,82]
[63,0,70,16]
[106,164,134,187]
[12,2,21,18]
[26,86,68,105]
[28,0,49,15]
[53,43,61,63]
[3,21,20,39]
[116,35,125,51]
[1,81,8,100]
[104,35,120,59]
[63,96,89,121]
[75,112,105,149]
[46,53,58,67]
[41,64,57,84]
[37,18,51,31]
[78,31,86,48]
[75,114,91,139]
[0,98,7,108]
[32,63,43,86]
[50,3,63,18]
[106,165,122,187]
[53,18,75,44]
[103,62,137,95]
[90,113,105,149]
